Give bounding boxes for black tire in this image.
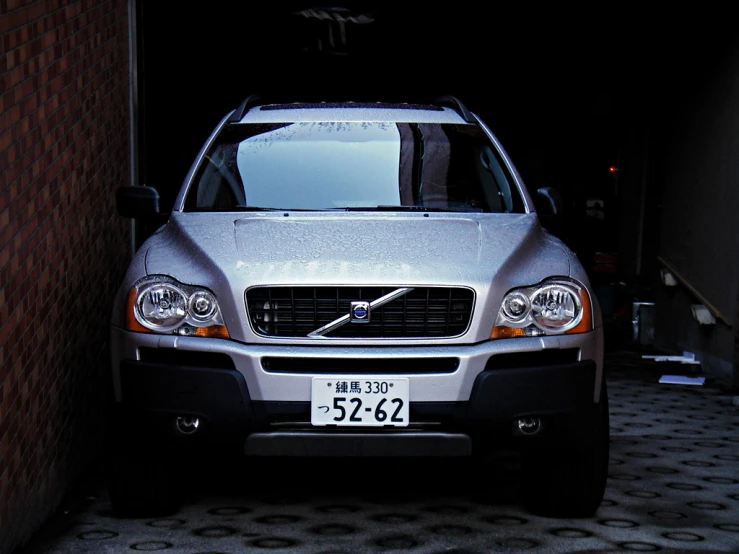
[521,379,610,518]
[106,438,183,518]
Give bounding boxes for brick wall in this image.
[0,1,131,551]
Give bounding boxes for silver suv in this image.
[110,96,608,518]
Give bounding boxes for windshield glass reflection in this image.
[184,122,525,213]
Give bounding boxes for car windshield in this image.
[183,121,526,213]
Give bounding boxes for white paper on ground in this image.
[643,351,701,364]
[659,375,706,385]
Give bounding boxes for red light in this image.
[608,166,618,174]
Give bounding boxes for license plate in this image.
[311,377,409,427]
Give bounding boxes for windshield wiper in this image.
[232,206,284,211]
[232,206,331,212]
[219,205,483,213]
[339,205,482,213]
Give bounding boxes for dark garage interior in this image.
[2,2,739,552]
[135,3,739,361]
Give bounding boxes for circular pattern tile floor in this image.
[16,350,739,553]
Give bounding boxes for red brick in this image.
[0,1,130,552]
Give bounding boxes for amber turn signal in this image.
[491,326,526,339]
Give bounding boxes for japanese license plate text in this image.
[311,377,409,427]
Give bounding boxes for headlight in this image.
[491,278,592,339]
[189,291,218,321]
[136,282,188,330]
[126,276,229,338]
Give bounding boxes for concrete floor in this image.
[15,349,739,553]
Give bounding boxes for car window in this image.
[184,122,526,213]
[479,144,520,213]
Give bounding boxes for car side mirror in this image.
[116,186,160,220]
[535,187,563,216]
[535,187,566,238]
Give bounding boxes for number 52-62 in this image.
[332,397,404,423]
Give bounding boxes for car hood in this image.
[140,212,573,343]
[144,212,569,286]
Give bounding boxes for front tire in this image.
[105,429,183,518]
[521,379,610,518]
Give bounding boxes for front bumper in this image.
[111,326,603,455]
[111,327,603,403]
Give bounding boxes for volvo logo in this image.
[307,287,413,338]
[350,301,370,323]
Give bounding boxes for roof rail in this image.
[434,95,475,124]
[228,94,262,123]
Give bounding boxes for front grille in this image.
[261,357,460,374]
[138,348,236,370]
[246,287,474,338]
[484,349,580,370]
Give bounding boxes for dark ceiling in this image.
[137,3,738,209]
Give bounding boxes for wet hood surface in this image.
[143,212,570,287]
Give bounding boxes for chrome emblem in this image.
[350,301,370,323]
[307,287,414,338]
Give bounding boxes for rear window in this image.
[183,122,525,213]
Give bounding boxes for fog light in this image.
[175,416,200,435]
[513,417,542,436]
